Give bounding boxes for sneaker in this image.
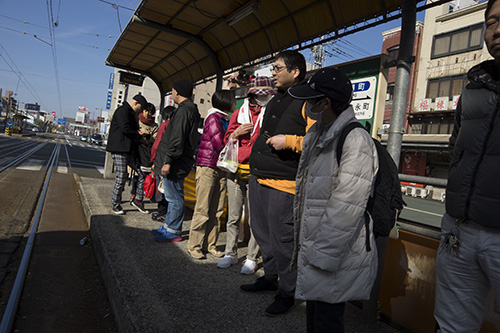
[151,212,165,221]
[188,249,206,260]
[152,214,166,222]
[240,276,278,293]
[154,231,182,243]
[112,205,124,215]
[217,255,238,269]
[131,200,150,214]
[240,259,257,275]
[207,248,224,258]
[151,226,166,236]
[265,293,295,317]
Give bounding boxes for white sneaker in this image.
[217,255,238,269]
[240,259,257,275]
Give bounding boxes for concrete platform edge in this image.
[75,174,135,332]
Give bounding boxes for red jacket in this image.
[150,119,170,162]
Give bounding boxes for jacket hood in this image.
[205,107,229,121]
[468,60,500,93]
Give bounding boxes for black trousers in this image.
[306,300,345,333]
[248,175,297,297]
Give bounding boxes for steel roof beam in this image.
[133,14,223,90]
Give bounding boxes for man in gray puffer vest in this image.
[434,1,500,331]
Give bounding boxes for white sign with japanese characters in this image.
[418,99,431,112]
[351,76,377,120]
[452,95,460,110]
[435,97,449,111]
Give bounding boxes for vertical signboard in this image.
[351,77,377,120]
[337,56,384,136]
[106,72,115,110]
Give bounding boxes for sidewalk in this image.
[77,175,400,332]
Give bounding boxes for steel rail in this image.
[0,140,37,155]
[0,143,60,333]
[0,142,47,173]
[63,143,73,175]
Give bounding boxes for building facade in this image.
[381,21,424,130]
[412,1,489,135]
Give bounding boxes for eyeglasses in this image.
[272,65,287,73]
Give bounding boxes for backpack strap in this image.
[336,121,372,252]
[336,122,365,166]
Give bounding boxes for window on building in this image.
[409,116,455,135]
[200,98,204,104]
[386,84,395,102]
[426,75,468,100]
[431,24,483,58]
[387,45,399,62]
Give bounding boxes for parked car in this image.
[80,134,88,142]
[90,133,103,145]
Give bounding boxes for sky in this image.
[0,0,425,119]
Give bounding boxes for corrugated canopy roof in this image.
[106,0,432,94]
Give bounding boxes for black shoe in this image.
[265,293,295,317]
[240,276,278,293]
[112,204,124,215]
[151,212,166,222]
[131,200,150,214]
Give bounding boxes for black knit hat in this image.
[288,67,352,105]
[486,0,498,19]
[173,78,193,98]
[132,94,148,108]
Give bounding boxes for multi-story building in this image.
[381,21,424,130]
[412,0,488,136]
[386,0,489,181]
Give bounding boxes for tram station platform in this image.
[76,174,400,332]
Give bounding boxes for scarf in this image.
[139,113,155,126]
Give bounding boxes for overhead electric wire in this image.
[55,0,62,26]
[98,0,134,11]
[46,0,63,116]
[98,0,135,32]
[336,39,372,57]
[0,26,112,50]
[0,42,45,106]
[0,67,106,85]
[0,14,116,38]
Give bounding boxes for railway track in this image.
[0,135,116,332]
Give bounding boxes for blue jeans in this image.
[162,177,185,235]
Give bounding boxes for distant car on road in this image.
[32,127,40,132]
[80,134,88,142]
[90,134,103,145]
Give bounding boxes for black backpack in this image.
[336,122,405,250]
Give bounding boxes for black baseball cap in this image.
[288,67,352,104]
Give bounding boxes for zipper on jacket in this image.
[464,95,500,219]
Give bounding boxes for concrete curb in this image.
[75,175,136,332]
